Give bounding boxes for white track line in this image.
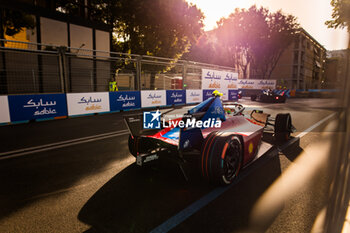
[0,130,129,160]
[296,112,337,138]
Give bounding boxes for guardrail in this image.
[0,89,239,125]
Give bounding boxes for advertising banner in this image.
[256,80,276,89]
[228,90,239,101]
[67,92,110,116]
[218,89,228,101]
[202,69,238,90]
[166,90,186,105]
[222,71,238,90]
[141,90,166,108]
[237,79,258,89]
[0,96,10,123]
[186,89,202,104]
[8,94,68,122]
[203,89,215,101]
[109,91,141,111]
[237,79,276,89]
[201,69,222,89]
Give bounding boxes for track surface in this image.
[0,98,340,233]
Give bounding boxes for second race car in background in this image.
[251,89,287,103]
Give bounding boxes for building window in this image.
[294,38,299,49]
[293,66,298,77]
[294,51,299,64]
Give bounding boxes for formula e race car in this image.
[250,89,287,103]
[124,91,294,185]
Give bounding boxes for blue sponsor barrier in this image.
[109,91,141,111]
[274,89,290,97]
[4,89,241,126]
[166,90,186,105]
[203,89,215,101]
[306,89,339,92]
[228,90,239,101]
[8,94,68,122]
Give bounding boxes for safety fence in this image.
[0,39,235,95]
[0,89,239,124]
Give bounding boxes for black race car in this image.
[250,89,286,103]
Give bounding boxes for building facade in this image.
[270,28,326,90]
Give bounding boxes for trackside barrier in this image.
[274,89,291,97]
[186,90,202,104]
[66,92,110,116]
[141,90,167,108]
[166,90,186,105]
[1,90,239,125]
[109,91,141,112]
[0,96,10,124]
[7,94,68,122]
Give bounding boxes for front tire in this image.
[274,113,292,142]
[201,132,242,185]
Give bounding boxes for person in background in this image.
[109,77,118,92]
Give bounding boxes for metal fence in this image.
[0,39,235,95]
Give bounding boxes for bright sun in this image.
[186,0,348,50]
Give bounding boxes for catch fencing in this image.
[0,39,235,95]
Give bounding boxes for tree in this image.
[326,0,350,30]
[56,0,204,58]
[116,0,204,89]
[0,9,35,40]
[181,33,232,67]
[250,10,299,79]
[57,0,204,89]
[215,6,298,79]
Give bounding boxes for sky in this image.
[187,0,349,50]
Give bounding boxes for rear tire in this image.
[201,132,242,185]
[274,113,292,142]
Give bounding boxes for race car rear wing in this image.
[123,113,159,137]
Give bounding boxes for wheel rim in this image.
[223,140,241,181]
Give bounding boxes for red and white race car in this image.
[124,91,294,185]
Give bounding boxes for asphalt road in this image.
[0,98,341,233]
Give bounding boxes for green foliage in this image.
[57,0,204,82]
[57,0,204,59]
[0,9,35,39]
[326,0,350,30]
[115,0,203,59]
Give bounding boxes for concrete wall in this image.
[96,30,110,56]
[40,17,68,46]
[70,24,93,55]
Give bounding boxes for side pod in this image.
[178,127,204,151]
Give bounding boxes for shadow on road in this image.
[0,136,130,221]
[78,160,213,233]
[78,145,298,233]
